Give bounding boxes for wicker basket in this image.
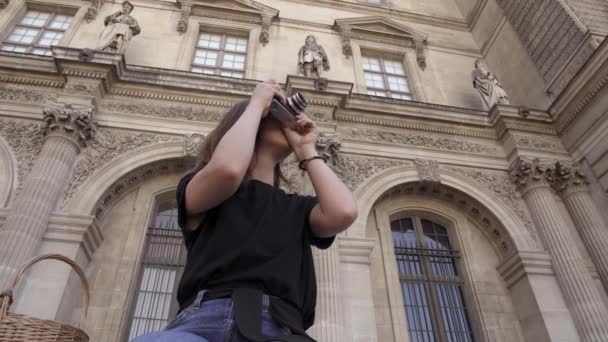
[0,254,90,342]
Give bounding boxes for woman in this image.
[133,79,358,342]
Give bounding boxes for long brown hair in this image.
[192,100,290,188]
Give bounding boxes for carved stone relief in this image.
[85,0,105,22]
[280,154,304,194]
[0,85,55,104]
[548,161,589,196]
[316,132,342,163]
[92,158,192,220]
[446,166,542,248]
[378,182,515,256]
[0,119,44,195]
[61,127,182,208]
[259,14,272,46]
[512,134,564,153]
[42,102,96,147]
[330,155,412,192]
[510,157,554,193]
[414,159,439,182]
[102,100,224,121]
[185,133,205,157]
[341,127,498,154]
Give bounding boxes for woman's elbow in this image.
[337,206,358,231]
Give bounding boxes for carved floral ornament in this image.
[509,157,589,196]
[42,102,96,148]
[84,0,105,22]
[333,17,429,69]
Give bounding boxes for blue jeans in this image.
[132,290,291,342]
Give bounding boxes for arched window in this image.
[391,216,474,342]
[126,200,187,341]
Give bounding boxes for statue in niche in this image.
[471,59,510,109]
[96,1,141,54]
[297,35,330,78]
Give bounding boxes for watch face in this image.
[269,99,297,129]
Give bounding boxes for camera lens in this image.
[286,92,307,115]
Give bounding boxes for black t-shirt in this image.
[175,171,335,329]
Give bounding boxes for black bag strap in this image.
[231,288,314,342]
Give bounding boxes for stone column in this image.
[550,162,608,292]
[310,246,345,341]
[510,157,608,342]
[0,102,95,288]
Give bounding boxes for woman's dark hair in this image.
[192,100,290,188]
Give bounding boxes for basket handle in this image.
[0,253,90,329]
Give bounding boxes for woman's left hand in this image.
[282,113,319,160]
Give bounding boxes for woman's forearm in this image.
[210,101,265,180]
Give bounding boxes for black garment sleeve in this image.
[176,171,201,246]
[299,194,335,249]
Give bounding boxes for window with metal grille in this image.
[191,31,248,78]
[126,201,187,341]
[362,55,412,100]
[1,10,73,56]
[391,216,474,342]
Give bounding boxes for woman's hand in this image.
[282,113,319,160]
[250,79,286,118]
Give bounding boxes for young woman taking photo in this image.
[134,79,358,342]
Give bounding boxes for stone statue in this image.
[96,1,141,54]
[471,59,510,109]
[298,35,330,78]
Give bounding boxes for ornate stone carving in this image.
[102,101,224,121]
[185,133,205,157]
[378,182,514,255]
[0,0,9,9]
[280,154,304,194]
[61,128,181,208]
[338,26,352,58]
[513,135,564,153]
[0,85,54,104]
[92,158,191,219]
[85,0,104,22]
[415,159,439,182]
[415,40,426,70]
[329,155,411,191]
[548,161,589,195]
[313,77,328,91]
[42,102,96,147]
[297,35,330,78]
[259,14,272,45]
[342,127,498,154]
[64,81,99,96]
[316,132,342,162]
[96,1,141,54]
[0,119,44,192]
[472,59,510,109]
[510,157,554,193]
[446,166,541,248]
[177,3,191,33]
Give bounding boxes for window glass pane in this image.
[193,50,217,66]
[362,57,381,71]
[8,28,40,44]
[21,11,49,27]
[220,70,243,78]
[390,93,412,100]
[384,60,405,75]
[197,33,221,49]
[224,36,247,52]
[364,72,385,89]
[387,76,410,92]
[1,44,27,53]
[367,90,386,97]
[49,15,72,30]
[32,48,51,55]
[37,31,63,46]
[222,53,245,69]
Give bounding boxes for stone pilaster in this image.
[310,246,345,341]
[510,157,608,342]
[549,162,608,292]
[0,102,95,288]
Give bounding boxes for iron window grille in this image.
[391,216,475,342]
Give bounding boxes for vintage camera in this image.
[268,92,307,129]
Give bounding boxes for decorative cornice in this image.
[110,89,236,107]
[0,75,63,88]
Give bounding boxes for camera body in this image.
[268,92,307,129]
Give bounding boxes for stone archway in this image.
[0,136,16,207]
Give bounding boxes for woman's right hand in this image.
[250,79,287,118]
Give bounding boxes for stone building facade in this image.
[0,0,608,341]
